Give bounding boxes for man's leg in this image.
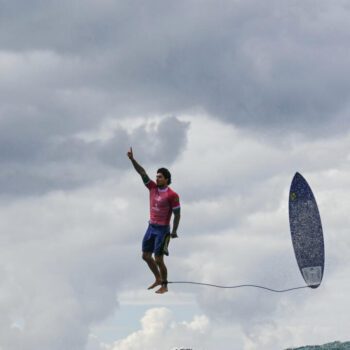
[154,255,168,294]
[142,252,162,289]
[142,225,162,289]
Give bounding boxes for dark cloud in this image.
[1,0,349,135]
[0,116,189,196]
[0,0,347,225]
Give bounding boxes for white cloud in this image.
[0,113,349,349]
[174,117,350,348]
[107,307,210,350]
[0,177,150,349]
[84,114,350,350]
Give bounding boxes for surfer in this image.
[127,147,181,294]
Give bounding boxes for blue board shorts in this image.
[142,223,171,256]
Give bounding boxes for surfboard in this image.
[289,172,324,288]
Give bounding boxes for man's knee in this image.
[154,255,164,265]
[142,252,152,262]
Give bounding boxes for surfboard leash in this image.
[167,281,310,293]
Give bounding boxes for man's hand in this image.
[127,148,148,176]
[127,147,134,160]
[170,232,178,238]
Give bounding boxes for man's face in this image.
[156,173,168,187]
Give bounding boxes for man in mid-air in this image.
[127,147,181,294]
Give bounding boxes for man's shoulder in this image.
[168,187,180,210]
[167,187,180,200]
[167,187,178,195]
[145,179,157,190]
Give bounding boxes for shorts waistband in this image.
[148,221,170,228]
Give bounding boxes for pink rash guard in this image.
[145,180,180,226]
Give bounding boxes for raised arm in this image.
[127,147,150,183]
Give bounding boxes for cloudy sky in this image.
[0,1,350,349]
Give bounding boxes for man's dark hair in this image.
[157,168,172,185]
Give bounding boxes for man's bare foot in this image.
[147,280,161,290]
[155,285,168,294]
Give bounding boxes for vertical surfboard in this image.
[289,172,325,288]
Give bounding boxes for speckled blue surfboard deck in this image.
[289,172,324,288]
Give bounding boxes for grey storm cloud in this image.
[0,116,189,195]
[1,0,350,135]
